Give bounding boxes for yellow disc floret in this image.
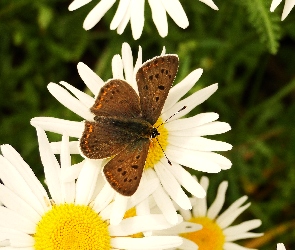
[34,204,111,250]
[145,118,169,169]
[180,217,225,250]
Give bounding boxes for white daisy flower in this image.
[270,0,295,20]
[0,128,183,249]
[68,0,218,39]
[169,176,264,250]
[277,243,286,250]
[31,42,232,225]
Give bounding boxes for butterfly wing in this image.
[136,55,179,125]
[103,139,150,196]
[80,120,137,159]
[90,79,141,118]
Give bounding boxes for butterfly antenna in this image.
[154,137,172,165]
[156,106,187,129]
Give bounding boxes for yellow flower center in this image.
[180,217,225,250]
[34,204,111,250]
[144,118,169,169]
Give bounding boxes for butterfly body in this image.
[80,55,179,196]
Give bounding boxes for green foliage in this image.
[0,0,295,249]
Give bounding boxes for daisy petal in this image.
[270,0,283,11]
[36,127,63,204]
[112,54,124,79]
[207,180,228,220]
[47,83,93,121]
[110,0,131,30]
[60,81,95,108]
[0,207,35,234]
[163,69,203,112]
[162,83,218,122]
[30,117,84,138]
[117,3,131,34]
[168,136,232,151]
[223,219,262,238]
[77,62,104,96]
[161,0,189,28]
[50,141,80,154]
[69,0,92,11]
[110,194,128,225]
[166,145,222,173]
[223,241,255,250]
[148,0,168,37]
[83,0,116,30]
[75,159,101,205]
[93,184,115,213]
[282,0,295,20]
[164,161,206,198]
[165,112,219,131]
[226,232,264,241]
[154,161,192,210]
[179,237,199,250]
[130,0,145,40]
[122,42,134,83]
[109,214,182,236]
[111,236,183,249]
[0,227,34,248]
[199,0,219,10]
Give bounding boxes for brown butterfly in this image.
[80,55,179,196]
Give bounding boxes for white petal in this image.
[0,227,34,248]
[165,112,219,131]
[168,121,231,137]
[0,207,35,234]
[111,0,131,29]
[165,161,205,198]
[0,184,41,224]
[282,0,295,20]
[61,161,83,182]
[199,0,219,10]
[154,221,201,235]
[192,176,209,217]
[130,0,145,40]
[178,207,192,221]
[47,83,93,121]
[161,0,188,28]
[112,54,124,79]
[50,141,80,154]
[0,145,48,213]
[77,62,104,95]
[226,232,263,242]
[148,0,168,37]
[109,214,182,236]
[166,145,221,173]
[270,0,282,11]
[37,128,64,201]
[277,243,286,250]
[145,169,178,224]
[111,236,182,249]
[163,69,203,112]
[0,153,47,216]
[216,196,249,229]
[93,184,115,213]
[178,237,199,250]
[162,83,218,122]
[132,46,143,89]
[122,42,134,83]
[75,159,101,205]
[69,0,92,11]
[207,180,228,220]
[30,117,84,138]
[127,174,159,209]
[60,81,94,108]
[168,136,232,151]
[223,241,255,250]
[154,161,191,210]
[83,0,116,30]
[110,193,128,225]
[223,219,262,238]
[117,2,131,34]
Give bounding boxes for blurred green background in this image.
[1,0,295,248]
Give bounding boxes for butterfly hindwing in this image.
[90,79,142,119]
[136,55,179,125]
[103,139,150,196]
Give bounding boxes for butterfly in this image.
[80,55,179,196]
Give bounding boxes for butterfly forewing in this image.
[90,79,142,118]
[136,55,179,125]
[103,139,150,196]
